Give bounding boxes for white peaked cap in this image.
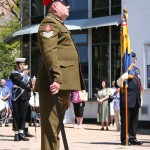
[24,65,29,69]
[15,58,26,63]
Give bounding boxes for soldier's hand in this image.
[50,82,60,95]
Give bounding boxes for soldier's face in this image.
[18,63,25,71]
[54,2,70,20]
[132,57,137,66]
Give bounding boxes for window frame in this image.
[144,42,150,89]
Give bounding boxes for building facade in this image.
[20,0,121,97]
[5,0,150,127]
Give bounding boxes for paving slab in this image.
[0,123,150,150]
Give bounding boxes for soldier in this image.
[116,52,143,146]
[10,58,32,141]
[35,0,85,149]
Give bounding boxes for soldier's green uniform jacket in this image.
[36,13,85,91]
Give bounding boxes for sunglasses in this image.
[60,1,69,6]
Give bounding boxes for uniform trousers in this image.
[12,98,29,131]
[120,106,139,143]
[26,105,31,123]
[39,90,70,150]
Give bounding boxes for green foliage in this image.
[0,22,20,79]
[0,38,20,79]
[0,0,21,79]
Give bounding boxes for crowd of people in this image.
[0,52,143,148]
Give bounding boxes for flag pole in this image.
[125,87,128,145]
[121,0,129,145]
[124,0,129,144]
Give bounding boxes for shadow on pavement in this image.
[0,134,13,137]
[73,141,121,145]
[0,139,14,141]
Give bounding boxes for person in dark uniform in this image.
[116,52,143,146]
[10,58,32,141]
[35,0,85,149]
[23,65,34,137]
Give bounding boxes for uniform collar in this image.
[12,70,25,76]
[48,13,64,24]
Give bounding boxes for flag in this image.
[120,10,134,88]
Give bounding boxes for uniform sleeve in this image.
[10,73,28,90]
[38,19,62,83]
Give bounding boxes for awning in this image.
[4,15,121,43]
[12,24,40,36]
[5,19,87,38]
[82,15,121,29]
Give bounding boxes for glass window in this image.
[78,45,88,91]
[22,1,30,26]
[67,0,88,20]
[31,34,42,77]
[92,27,109,44]
[22,34,41,77]
[111,0,121,15]
[31,48,41,77]
[22,35,30,63]
[92,0,109,18]
[92,44,109,97]
[92,0,121,17]
[72,30,88,90]
[144,43,150,88]
[92,25,120,98]
[111,43,120,81]
[112,25,120,43]
[147,65,150,88]
[77,45,88,63]
[31,0,44,24]
[72,34,87,44]
[111,26,120,80]
[92,26,109,97]
[93,0,109,9]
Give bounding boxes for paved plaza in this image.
[0,123,150,150]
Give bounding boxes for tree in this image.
[0,0,20,79]
[0,0,20,22]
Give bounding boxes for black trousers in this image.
[120,106,139,143]
[26,105,31,123]
[12,98,29,131]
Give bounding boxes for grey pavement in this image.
[0,123,150,150]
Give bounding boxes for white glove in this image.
[117,72,128,87]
